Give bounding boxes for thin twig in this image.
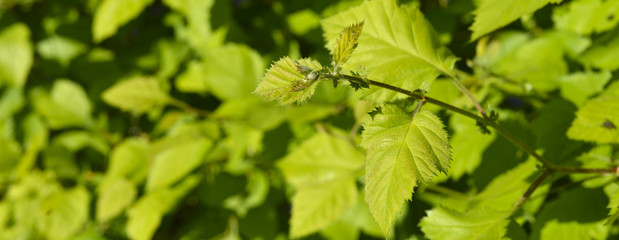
[514,169,551,210]
[337,74,618,175]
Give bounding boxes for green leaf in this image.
[36,35,87,66]
[559,71,611,106]
[175,60,208,93]
[321,0,457,102]
[531,100,583,163]
[31,80,93,129]
[471,0,563,40]
[278,132,364,238]
[332,21,364,67]
[0,87,25,120]
[0,23,33,88]
[96,177,137,221]
[163,0,216,51]
[254,57,322,105]
[146,138,211,191]
[92,0,154,42]
[540,220,608,240]
[127,175,200,240]
[580,29,619,70]
[203,44,264,100]
[102,76,170,113]
[420,207,511,240]
[493,31,576,91]
[38,186,90,240]
[360,105,451,234]
[107,138,149,182]
[553,0,619,35]
[449,114,496,180]
[567,81,619,143]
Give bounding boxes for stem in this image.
[514,169,551,210]
[448,76,489,118]
[338,74,618,174]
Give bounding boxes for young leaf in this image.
[567,81,619,143]
[102,77,171,114]
[361,105,451,234]
[278,132,364,238]
[321,0,457,102]
[471,0,563,40]
[332,21,364,67]
[254,57,323,105]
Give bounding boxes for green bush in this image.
[1,0,619,239]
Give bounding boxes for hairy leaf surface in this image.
[471,0,563,40]
[321,0,457,102]
[361,106,450,233]
[332,21,364,67]
[254,57,322,105]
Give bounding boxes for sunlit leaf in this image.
[36,35,87,66]
[567,81,619,143]
[254,57,322,105]
[203,44,264,100]
[471,0,563,40]
[146,138,211,191]
[278,132,364,238]
[96,177,137,221]
[361,105,451,234]
[553,0,619,35]
[162,0,216,51]
[102,77,170,114]
[0,23,32,88]
[38,186,90,240]
[127,176,200,240]
[580,29,619,70]
[559,71,611,106]
[321,0,456,102]
[332,21,364,67]
[420,207,510,240]
[449,114,496,180]
[31,80,92,129]
[92,0,154,42]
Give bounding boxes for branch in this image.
[514,169,551,210]
[337,74,618,175]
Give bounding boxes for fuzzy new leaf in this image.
[332,21,364,67]
[361,106,451,234]
[254,57,322,105]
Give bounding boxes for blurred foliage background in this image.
[3,0,619,239]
